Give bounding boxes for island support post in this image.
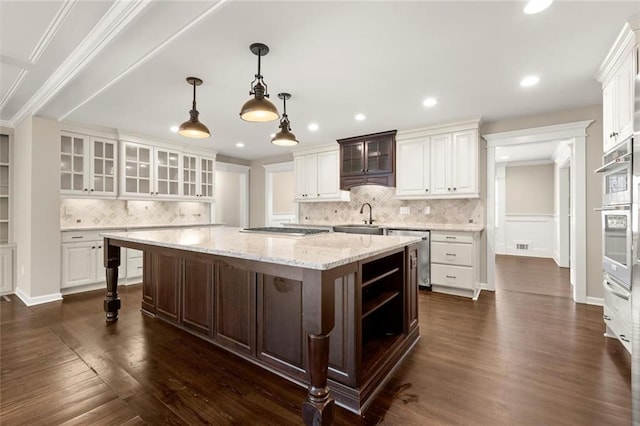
[103,238,121,323]
[302,268,336,425]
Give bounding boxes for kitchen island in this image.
[101,226,421,425]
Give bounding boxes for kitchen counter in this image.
[100,226,421,423]
[61,223,224,232]
[286,221,485,232]
[101,226,421,270]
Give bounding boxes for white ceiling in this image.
[1,0,638,160]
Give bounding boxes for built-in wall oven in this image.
[597,137,633,289]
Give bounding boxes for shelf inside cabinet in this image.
[362,267,400,289]
[362,290,400,319]
[361,333,402,375]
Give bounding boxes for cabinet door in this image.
[94,242,105,284]
[294,155,307,199]
[364,137,393,175]
[602,79,617,152]
[340,142,364,176]
[60,133,88,194]
[450,130,478,195]
[154,253,181,322]
[430,133,451,195]
[396,138,429,196]
[182,154,198,197]
[317,150,341,199]
[200,157,215,199]
[214,265,255,355]
[182,259,213,335]
[0,247,12,294]
[616,54,634,142]
[155,148,180,197]
[62,242,97,288]
[90,138,117,197]
[122,142,153,197]
[304,154,319,198]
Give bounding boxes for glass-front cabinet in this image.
[182,154,215,200]
[60,132,117,198]
[337,130,396,190]
[0,135,9,243]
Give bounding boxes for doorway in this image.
[214,162,250,227]
[484,121,592,303]
[263,162,296,226]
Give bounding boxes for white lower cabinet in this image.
[0,245,14,295]
[61,230,129,291]
[430,231,480,299]
[602,279,632,353]
[126,249,143,280]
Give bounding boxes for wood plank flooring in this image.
[1,258,631,425]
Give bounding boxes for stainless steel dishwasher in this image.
[386,229,430,289]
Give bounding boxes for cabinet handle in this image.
[446,236,456,240]
[71,236,83,239]
[603,314,611,321]
[446,275,457,279]
[446,253,456,256]
[621,335,630,343]
[137,266,143,269]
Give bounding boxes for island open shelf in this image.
[100,227,420,425]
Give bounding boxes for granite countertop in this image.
[101,227,421,271]
[286,222,484,232]
[61,223,224,232]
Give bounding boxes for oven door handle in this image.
[603,280,631,300]
[595,153,632,173]
[594,205,631,211]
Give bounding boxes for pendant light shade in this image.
[271,93,298,146]
[240,43,279,122]
[179,77,210,139]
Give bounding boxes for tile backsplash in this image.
[61,199,211,229]
[298,185,484,225]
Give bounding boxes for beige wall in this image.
[14,116,62,299]
[249,153,293,227]
[481,103,603,300]
[272,170,295,214]
[505,164,554,215]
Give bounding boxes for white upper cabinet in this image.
[396,136,430,197]
[60,132,117,198]
[598,24,638,153]
[120,141,184,199]
[183,154,215,200]
[396,120,480,199]
[293,145,350,202]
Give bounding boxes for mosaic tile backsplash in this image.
[61,199,211,229]
[298,185,484,225]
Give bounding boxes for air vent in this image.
[516,243,529,250]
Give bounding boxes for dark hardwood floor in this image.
[1,258,631,425]
[495,254,572,298]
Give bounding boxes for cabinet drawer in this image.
[127,256,144,278]
[127,248,143,260]
[431,242,473,266]
[431,232,473,244]
[603,280,631,331]
[431,264,474,289]
[62,229,125,243]
[603,305,632,353]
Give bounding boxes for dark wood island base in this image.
[103,234,419,424]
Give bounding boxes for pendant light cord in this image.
[192,80,197,110]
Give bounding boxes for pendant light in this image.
[178,77,210,138]
[239,43,279,122]
[271,93,298,146]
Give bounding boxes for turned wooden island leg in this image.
[302,269,335,425]
[103,238,121,323]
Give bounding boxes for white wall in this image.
[215,170,242,226]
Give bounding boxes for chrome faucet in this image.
[360,203,374,225]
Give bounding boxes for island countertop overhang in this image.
[101,226,421,271]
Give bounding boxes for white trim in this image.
[263,161,295,173]
[586,297,604,307]
[216,162,250,173]
[397,118,482,139]
[29,0,77,63]
[0,69,28,111]
[10,0,153,126]
[484,120,592,303]
[58,0,230,122]
[0,121,13,129]
[14,287,62,306]
[596,22,638,83]
[500,159,554,167]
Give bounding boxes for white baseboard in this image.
[15,287,63,306]
[586,296,604,306]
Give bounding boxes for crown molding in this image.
[58,0,231,122]
[0,69,28,111]
[483,120,593,147]
[30,0,77,63]
[9,0,153,127]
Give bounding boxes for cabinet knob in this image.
[365,168,369,172]
[317,193,320,197]
[90,189,94,192]
[150,192,153,195]
[447,188,451,191]
[98,245,102,249]
[360,169,365,173]
[425,188,429,192]
[453,187,457,191]
[91,246,96,249]
[84,188,88,192]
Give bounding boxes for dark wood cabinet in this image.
[141,252,155,313]
[182,258,213,335]
[154,253,182,322]
[337,130,397,190]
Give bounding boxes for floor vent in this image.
[516,243,529,250]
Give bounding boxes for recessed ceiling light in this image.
[355,113,366,121]
[520,75,540,87]
[170,126,179,133]
[422,97,437,107]
[308,123,319,132]
[524,0,553,15]
[235,142,245,148]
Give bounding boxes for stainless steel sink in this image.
[332,225,384,235]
